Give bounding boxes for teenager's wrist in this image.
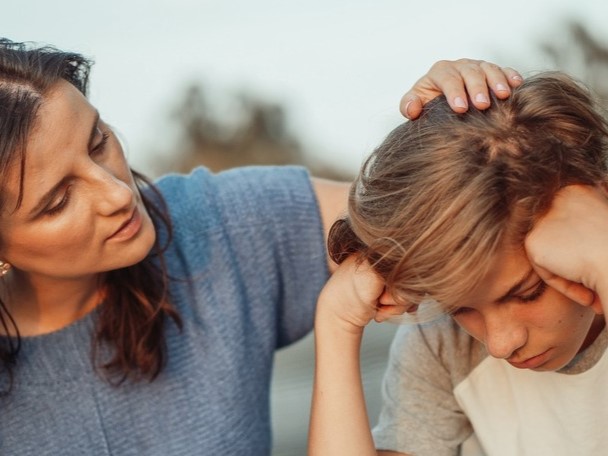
[314,302,367,339]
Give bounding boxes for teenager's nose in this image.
[484,314,526,359]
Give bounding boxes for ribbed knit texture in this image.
[0,166,329,455]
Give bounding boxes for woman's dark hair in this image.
[0,39,181,393]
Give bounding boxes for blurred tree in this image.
[540,20,608,104]
[153,82,351,180]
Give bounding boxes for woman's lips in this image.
[107,208,142,241]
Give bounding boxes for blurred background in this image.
[3,1,608,454]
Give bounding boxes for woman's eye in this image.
[517,281,548,303]
[91,130,110,155]
[45,186,72,216]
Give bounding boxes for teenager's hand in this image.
[525,185,608,313]
[311,257,412,455]
[316,256,408,333]
[400,59,523,120]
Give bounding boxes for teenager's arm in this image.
[526,184,608,315]
[311,178,350,273]
[310,311,410,456]
[308,257,409,455]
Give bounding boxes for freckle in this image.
[558,319,563,324]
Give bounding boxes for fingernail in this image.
[496,83,509,92]
[404,100,413,118]
[511,75,523,82]
[475,93,490,104]
[454,97,467,109]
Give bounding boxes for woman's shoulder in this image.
[153,165,314,218]
[153,165,312,194]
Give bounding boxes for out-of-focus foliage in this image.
[155,20,608,183]
[153,83,351,180]
[541,20,608,106]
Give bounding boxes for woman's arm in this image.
[399,59,522,119]
[308,257,409,455]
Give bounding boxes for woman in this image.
[0,39,518,454]
[309,72,608,455]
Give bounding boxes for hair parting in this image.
[329,72,608,321]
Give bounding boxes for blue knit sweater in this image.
[0,166,328,455]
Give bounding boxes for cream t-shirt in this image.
[372,316,608,455]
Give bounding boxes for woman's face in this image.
[451,245,604,371]
[0,80,156,281]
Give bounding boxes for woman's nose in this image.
[93,170,134,216]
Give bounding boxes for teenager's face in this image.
[0,80,156,281]
[451,245,604,371]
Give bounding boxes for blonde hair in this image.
[329,72,608,314]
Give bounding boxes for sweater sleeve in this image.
[214,165,329,347]
[157,165,329,349]
[372,318,475,456]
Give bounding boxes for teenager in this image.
[310,71,608,455]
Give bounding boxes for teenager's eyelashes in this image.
[450,281,548,317]
[450,306,472,317]
[516,280,547,303]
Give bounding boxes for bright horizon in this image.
[2,0,607,176]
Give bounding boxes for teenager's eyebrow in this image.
[28,111,99,217]
[495,268,536,303]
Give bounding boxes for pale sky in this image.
[2,0,607,175]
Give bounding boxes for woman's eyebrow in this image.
[28,176,70,217]
[495,268,536,303]
[28,110,99,218]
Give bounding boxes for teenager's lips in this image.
[508,348,553,369]
[106,208,142,242]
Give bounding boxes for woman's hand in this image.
[401,59,523,119]
[525,185,608,313]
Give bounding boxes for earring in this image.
[0,261,11,277]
